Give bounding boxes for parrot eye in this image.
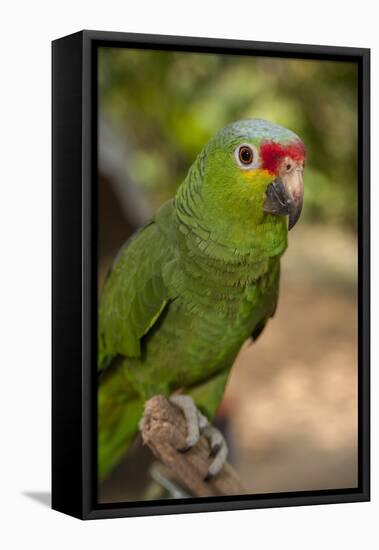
[284,158,294,172]
[235,144,259,170]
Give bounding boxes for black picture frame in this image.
[52,30,370,520]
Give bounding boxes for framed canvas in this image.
[52,30,370,520]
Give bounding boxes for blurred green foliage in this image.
[99,47,358,228]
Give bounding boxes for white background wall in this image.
[0,1,377,548]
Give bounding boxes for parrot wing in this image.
[98,219,174,370]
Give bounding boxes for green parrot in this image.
[98,118,306,481]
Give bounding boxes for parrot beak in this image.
[263,165,304,230]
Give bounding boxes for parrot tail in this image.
[98,368,144,481]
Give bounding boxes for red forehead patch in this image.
[260,140,306,174]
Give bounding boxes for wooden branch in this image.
[140,395,246,498]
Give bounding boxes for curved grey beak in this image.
[263,168,304,230]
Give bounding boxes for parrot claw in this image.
[201,423,228,479]
[169,395,201,451]
[169,394,228,479]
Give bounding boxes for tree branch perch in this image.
[140,395,246,498]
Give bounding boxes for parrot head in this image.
[188,119,306,254]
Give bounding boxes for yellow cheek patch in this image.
[241,168,273,186]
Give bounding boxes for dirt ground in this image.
[99,223,358,501]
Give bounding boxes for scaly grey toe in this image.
[169,395,200,451]
[201,424,228,479]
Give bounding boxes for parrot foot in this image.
[169,395,201,450]
[169,394,228,480]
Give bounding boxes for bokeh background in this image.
[97,47,358,503]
